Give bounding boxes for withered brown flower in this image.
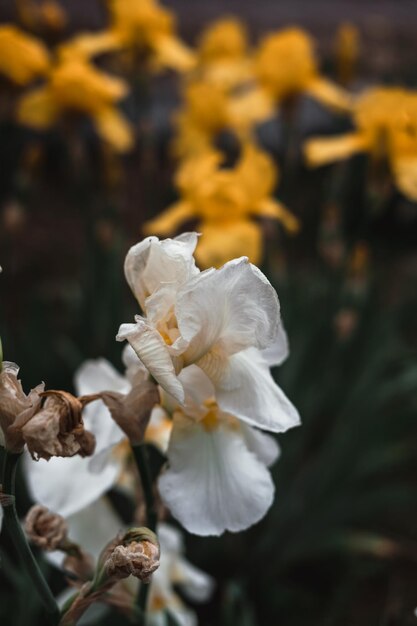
[21,390,97,461]
[0,361,44,453]
[25,504,68,551]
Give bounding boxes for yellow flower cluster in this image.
[2,2,417,266]
[0,0,195,152]
[305,87,417,201]
[145,143,300,267]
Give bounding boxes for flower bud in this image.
[25,504,68,551]
[103,527,160,583]
[0,361,44,453]
[21,390,97,461]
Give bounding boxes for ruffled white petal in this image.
[158,415,275,536]
[177,258,281,365]
[178,365,215,412]
[117,318,184,404]
[261,322,289,367]
[24,450,122,518]
[211,347,300,433]
[240,423,280,468]
[122,344,149,384]
[124,234,199,310]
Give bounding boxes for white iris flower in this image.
[117,233,300,434]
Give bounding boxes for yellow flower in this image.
[0,25,50,85]
[18,57,133,152]
[304,87,417,200]
[144,144,300,267]
[57,31,122,63]
[254,27,351,111]
[108,0,195,72]
[194,17,253,91]
[173,79,274,159]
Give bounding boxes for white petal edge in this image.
[261,322,289,367]
[240,423,281,468]
[158,415,275,536]
[24,449,122,518]
[177,258,281,365]
[124,233,199,310]
[204,347,300,433]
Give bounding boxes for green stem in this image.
[131,444,157,625]
[1,451,60,624]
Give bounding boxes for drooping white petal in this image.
[165,606,197,626]
[157,525,214,602]
[177,258,281,365]
[158,415,275,536]
[117,318,184,404]
[172,558,215,603]
[75,358,128,396]
[261,322,289,367]
[47,497,124,569]
[158,522,184,554]
[75,359,127,454]
[24,450,122,518]
[209,347,300,433]
[124,234,199,310]
[240,423,280,468]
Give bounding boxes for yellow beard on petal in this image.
[150,594,167,611]
[200,398,240,432]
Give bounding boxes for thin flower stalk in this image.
[1,451,60,623]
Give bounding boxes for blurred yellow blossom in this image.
[18,57,133,152]
[144,144,299,267]
[108,0,195,72]
[57,31,123,63]
[304,87,417,200]
[17,0,67,34]
[193,17,253,91]
[0,25,50,85]
[254,27,352,111]
[173,80,273,158]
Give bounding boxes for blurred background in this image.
[1,1,417,625]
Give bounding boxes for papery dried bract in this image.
[25,504,68,551]
[100,379,160,445]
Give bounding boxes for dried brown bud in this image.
[103,528,160,583]
[25,504,68,551]
[21,390,97,461]
[100,380,160,446]
[0,361,44,453]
